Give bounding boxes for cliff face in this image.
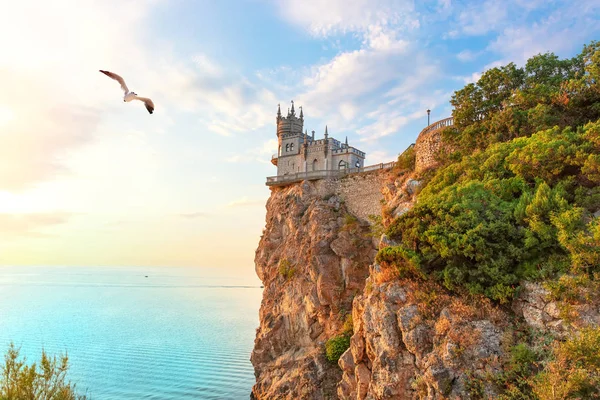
[252,171,600,400]
[251,179,378,399]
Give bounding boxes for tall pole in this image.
[427,109,431,126]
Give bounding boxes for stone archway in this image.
[312,159,318,171]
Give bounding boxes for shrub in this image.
[0,343,87,400]
[341,213,359,232]
[325,334,351,364]
[278,259,295,280]
[367,215,384,239]
[342,314,353,335]
[395,145,416,172]
[532,326,600,399]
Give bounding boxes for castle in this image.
[270,101,366,176]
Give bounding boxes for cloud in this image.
[0,0,157,191]
[487,1,600,65]
[458,0,509,36]
[226,197,265,208]
[0,0,282,192]
[225,139,278,164]
[456,49,478,62]
[0,213,72,239]
[272,0,418,38]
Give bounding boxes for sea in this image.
[0,265,263,399]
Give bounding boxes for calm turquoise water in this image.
[0,266,262,399]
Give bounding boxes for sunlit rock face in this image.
[251,179,377,400]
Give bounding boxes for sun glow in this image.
[0,106,15,128]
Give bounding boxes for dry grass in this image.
[374,265,400,284]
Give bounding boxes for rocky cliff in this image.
[251,179,378,399]
[252,169,600,399]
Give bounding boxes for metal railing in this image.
[266,161,396,186]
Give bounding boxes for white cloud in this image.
[487,1,600,65]
[458,0,509,36]
[272,0,417,38]
[0,213,72,239]
[456,49,478,62]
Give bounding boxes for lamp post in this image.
[427,109,431,126]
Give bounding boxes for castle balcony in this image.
[271,154,278,166]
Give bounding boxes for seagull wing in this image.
[99,70,129,94]
[133,96,155,114]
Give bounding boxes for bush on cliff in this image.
[532,326,600,399]
[0,343,87,400]
[379,41,600,303]
[325,334,350,364]
[395,144,416,172]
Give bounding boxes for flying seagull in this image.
[99,70,154,114]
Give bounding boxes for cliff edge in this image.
[251,178,379,399]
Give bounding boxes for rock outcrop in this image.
[251,180,377,399]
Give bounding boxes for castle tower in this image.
[275,101,304,175]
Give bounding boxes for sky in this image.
[0,0,598,282]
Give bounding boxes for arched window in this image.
[312,159,318,171]
[338,160,347,170]
[290,143,294,152]
[285,144,290,152]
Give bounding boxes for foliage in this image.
[445,42,600,156]
[0,343,87,400]
[382,118,600,302]
[341,213,359,233]
[342,314,353,335]
[278,259,295,280]
[324,334,350,364]
[395,144,416,172]
[367,215,385,239]
[531,326,600,399]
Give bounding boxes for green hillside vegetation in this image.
[379,40,600,400]
[380,41,600,304]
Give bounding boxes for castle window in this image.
[338,160,347,170]
[312,159,318,171]
[285,144,290,152]
[290,143,294,152]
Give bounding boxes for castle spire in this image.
[324,125,328,139]
[277,103,281,121]
[299,106,303,120]
[290,100,295,116]
[345,136,348,147]
[312,130,315,140]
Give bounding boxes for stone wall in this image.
[312,171,388,222]
[414,127,442,172]
[278,154,303,175]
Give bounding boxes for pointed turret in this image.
[345,136,348,147]
[312,130,315,140]
[299,106,303,121]
[277,103,281,122]
[290,100,295,116]
[324,125,329,139]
